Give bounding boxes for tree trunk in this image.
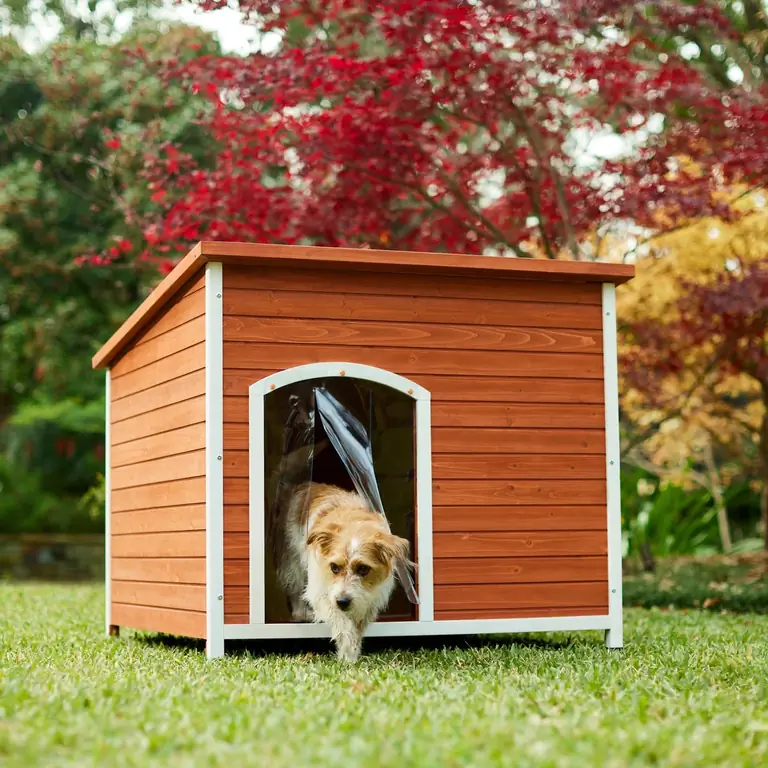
[703,440,732,553]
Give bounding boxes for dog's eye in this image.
[330,563,342,574]
[356,565,370,577]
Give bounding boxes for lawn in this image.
[1,584,767,767]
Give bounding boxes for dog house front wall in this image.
[219,261,611,624]
[107,271,208,639]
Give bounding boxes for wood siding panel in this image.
[221,263,609,623]
[109,274,207,638]
[111,603,206,639]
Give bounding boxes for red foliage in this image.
[120,1,768,258]
[623,261,768,398]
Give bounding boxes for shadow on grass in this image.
[137,631,578,659]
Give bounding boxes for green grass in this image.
[2,585,768,767]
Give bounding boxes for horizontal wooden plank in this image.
[223,586,248,614]
[111,505,205,535]
[433,556,607,585]
[111,370,206,422]
[223,424,604,455]
[138,284,205,346]
[433,506,606,532]
[112,478,206,513]
[224,533,248,560]
[112,423,206,467]
[431,455,606,480]
[111,602,206,638]
[222,265,603,305]
[112,315,206,379]
[224,506,248,532]
[435,582,608,611]
[434,531,607,558]
[223,371,605,404]
[110,343,205,400]
[224,559,249,586]
[112,451,206,490]
[433,606,607,620]
[222,343,603,379]
[433,479,606,506]
[112,581,205,612]
[112,397,206,446]
[433,428,605,455]
[111,531,206,558]
[221,399,604,430]
[224,315,602,353]
[112,557,206,585]
[225,613,249,624]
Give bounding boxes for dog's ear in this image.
[372,533,411,567]
[306,526,336,555]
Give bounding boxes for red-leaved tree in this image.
[118,0,768,264]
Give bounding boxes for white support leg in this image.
[205,262,225,660]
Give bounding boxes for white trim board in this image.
[205,262,225,659]
[248,362,434,624]
[104,370,112,636]
[602,283,624,649]
[223,615,611,641]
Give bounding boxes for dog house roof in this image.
[92,240,635,370]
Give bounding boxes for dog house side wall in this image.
[107,272,208,639]
[220,262,609,624]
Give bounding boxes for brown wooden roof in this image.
[92,240,634,369]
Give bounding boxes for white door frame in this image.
[248,362,434,627]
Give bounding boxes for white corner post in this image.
[104,369,114,637]
[205,262,225,658]
[602,283,624,649]
[415,392,434,622]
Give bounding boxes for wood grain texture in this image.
[430,455,606,480]
[224,506,248,532]
[110,343,205,401]
[433,556,607,584]
[223,342,603,379]
[223,371,605,404]
[112,316,206,379]
[434,582,608,611]
[434,606,607,620]
[432,428,605,455]
[433,506,606,532]
[224,311,603,343]
[112,423,205,467]
[111,531,206,558]
[93,246,203,369]
[110,602,206,638]
[203,241,634,283]
[222,399,604,430]
[112,581,205,612]
[434,531,607,558]
[222,265,604,305]
[112,396,206,445]
[112,558,205,585]
[224,559,249,586]
[111,451,206,491]
[433,479,606,506]
[111,505,205,535]
[112,478,206,513]
[137,284,205,346]
[111,371,205,422]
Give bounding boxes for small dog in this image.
[277,482,411,663]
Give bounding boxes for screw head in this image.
[610,460,615,466]
[269,383,276,390]
[611,589,617,594]
[217,293,222,298]
[217,595,223,601]
[339,370,346,376]
[217,455,222,461]
[606,311,611,316]
[408,388,414,395]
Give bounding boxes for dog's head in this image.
[307,519,410,618]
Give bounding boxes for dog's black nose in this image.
[336,597,352,611]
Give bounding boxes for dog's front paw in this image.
[333,633,362,663]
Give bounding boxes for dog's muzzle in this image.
[335,596,352,611]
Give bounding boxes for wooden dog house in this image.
[93,241,634,658]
